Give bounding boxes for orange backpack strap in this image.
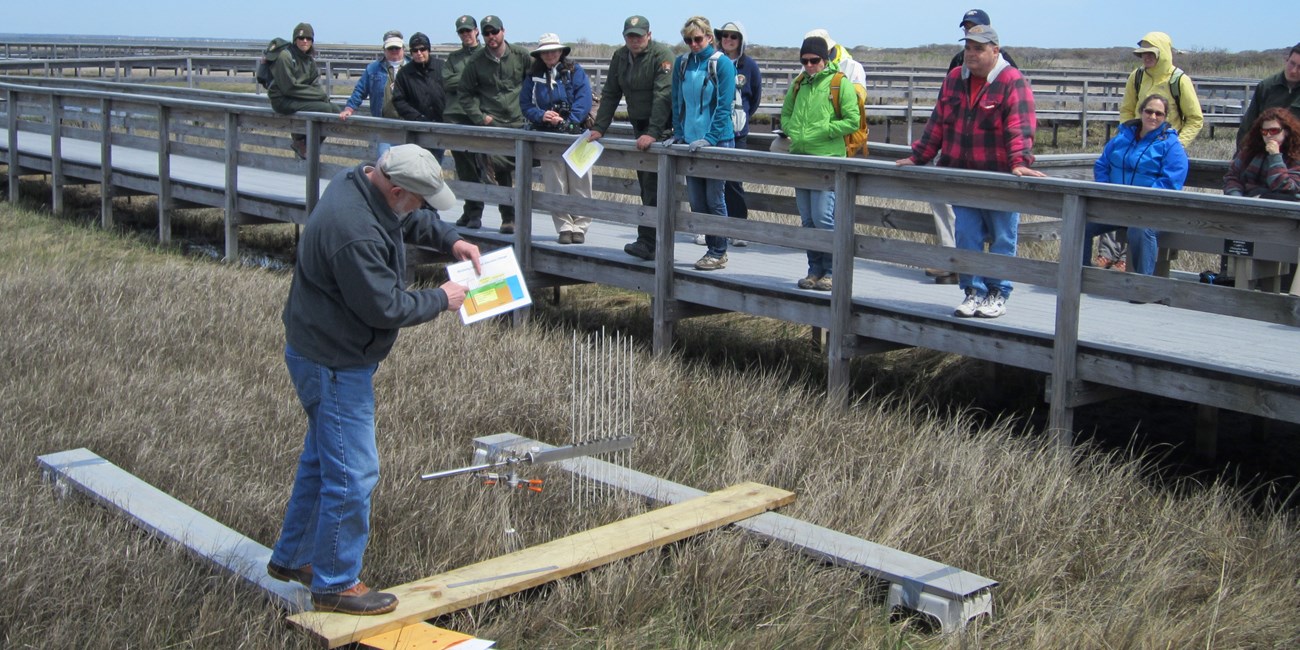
[828,72,846,119]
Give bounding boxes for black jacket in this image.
[283,164,460,367]
[392,57,447,122]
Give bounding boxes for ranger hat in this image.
[380,145,457,211]
[480,15,504,32]
[623,16,649,36]
[960,9,991,28]
[960,25,999,45]
[455,15,476,31]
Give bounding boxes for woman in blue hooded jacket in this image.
[671,16,736,270]
[1085,93,1188,276]
[520,33,593,243]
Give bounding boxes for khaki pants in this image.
[543,160,592,234]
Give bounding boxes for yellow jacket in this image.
[1119,31,1203,147]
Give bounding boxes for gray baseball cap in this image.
[381,145,456,211]
[960,25,999,45]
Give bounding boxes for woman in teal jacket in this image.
[779,37,861,290]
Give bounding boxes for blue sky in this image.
[4,0,1294,53]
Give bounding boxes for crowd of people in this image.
[261,15,1300,616]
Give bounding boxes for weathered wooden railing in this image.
[2,80,1298,446]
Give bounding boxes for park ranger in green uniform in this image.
[586,15,674,260]
[457,15,529,234]
[443,15,486,229]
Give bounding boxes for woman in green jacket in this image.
[779,37,860,290]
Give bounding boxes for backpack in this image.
[256,38,290,90]
[790,70,870,157]
[676,51,745,133]
[1132,66,1185,119]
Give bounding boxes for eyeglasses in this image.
[800,57,822,65]
[295,36,313,42]
[412,47,429,53]
[720,33,740,40]
[1261,127,1285,136]
[482,28,501,36]
[683,35,707,45]
[1142,109,1166,117]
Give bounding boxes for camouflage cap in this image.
[623,15,649,36]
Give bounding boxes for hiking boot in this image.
[731,239,748,247]
[933,272,958,285]
[267,562,313,587]
[797,274,819,290]
[499,221,515,235]
[975,290,1006,319]
[954,288,981,318]
[1111,258,1127,272]
[813,276,832,291]
[924,268,946,277]
[571,231,585,244]
[694,254,727,270]
[289,138,308,161]
[1092,256,1113,269]
[311,582,398,616]
[558,232,573,244]
[693,234,707,246]
[624,240,654,261]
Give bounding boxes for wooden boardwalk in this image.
[3,78,1299,455]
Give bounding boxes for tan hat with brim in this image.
[531,33,570,57]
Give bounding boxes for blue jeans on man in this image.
[796,188,836,277]
[271,344,380,595]
[1084,224,1157,275]
[686,139,734,259]
[953,205,1019,298]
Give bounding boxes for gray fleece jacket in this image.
[283,163,461,367]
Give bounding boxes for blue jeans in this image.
[271,344,380,595]
[953,205,1019,298]
[796,187,836,277]
[686,139,734,258]
[1084,223,1157,275]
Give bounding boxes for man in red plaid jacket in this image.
[897,25,1045,319]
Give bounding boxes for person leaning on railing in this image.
[1225,107,1300,201]
[1084,93,1188,279]
[266,22,341,160]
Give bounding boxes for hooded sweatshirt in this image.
[909,54,1037,172]
[715,21,762,139]
[1119,32,1204,147]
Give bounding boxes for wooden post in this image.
[512,139,534,326]
[905,75,915,144]
[827,170,857,406]
[223,112,239,262]
[6,89,20,203]
[1080,80,1090,149]
[99,98,113,228]
[651,152,677,356]
[186,57,194,88]
[49,94,64,216]
[157,104,171,245]
[1048,194,1088,446]
[304,118,321,217]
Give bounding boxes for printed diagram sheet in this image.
[447,247,532,324]
[562,130,604,177]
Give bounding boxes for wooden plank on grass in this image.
[35,447,308,611]
[288,481,795,648]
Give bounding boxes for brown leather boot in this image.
[311,582,398,616]
[267,562,313,587]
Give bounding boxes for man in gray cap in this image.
[268,144,480,616]
[586,15,675,260]
[457,15,529,234]
[443,15,487,229]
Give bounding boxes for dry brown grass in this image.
[2,190,1299,648]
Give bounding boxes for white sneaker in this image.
[693,234,707,246]
[954,289,981,318]
[732,239,748,247]
[976,291,1006,318]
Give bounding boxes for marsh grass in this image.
[3,185,1300,648]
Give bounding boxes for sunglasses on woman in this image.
[1261,127,1285,136]
[1142,109,1165,117]
[800,56,822,65]
[683,35,708,45]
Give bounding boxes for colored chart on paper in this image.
[446,247,532,324]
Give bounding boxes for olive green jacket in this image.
[267,42,332,114]
[457,42,529,128]
[441,42,482,123]
[591,40,674,139]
